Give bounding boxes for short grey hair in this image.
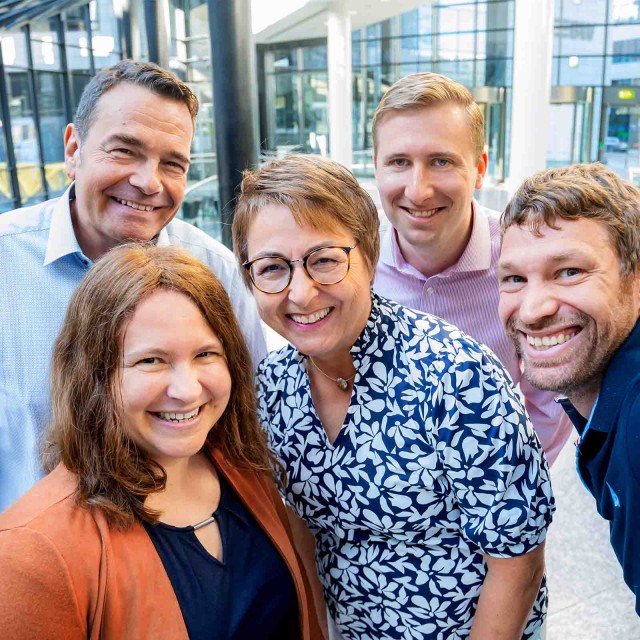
[74,60,199,140]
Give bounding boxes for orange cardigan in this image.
[0,450,321,639]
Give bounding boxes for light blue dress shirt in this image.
[0,184,266,512]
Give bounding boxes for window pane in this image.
[436,4,476,34]
[606,54,640,83]
[557,0,606,24]
[35,72,68,197]
[477,1,514,32]
[609,0,640,24]
[554,24,605,56]
[557,55,604,84]
[90,0,121,67]
[1,30,29,68]
[5,67,45,205]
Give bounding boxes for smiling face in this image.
[498,219,640,409]
[65,83,193,260]
[245,203,373,367]
[374,103,487,276]
[119,289,232,468]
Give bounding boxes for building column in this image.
[507,0,554,190]
[208,0,259,247]
[143,0,171,68]
[327,1,352,169]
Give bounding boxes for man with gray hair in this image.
[372,72,571,466]
[498,162,640,614]
[0,60,265,512]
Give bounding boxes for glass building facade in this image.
[4,1,640,226]
[260,1,515,181]
[259,0,640,185]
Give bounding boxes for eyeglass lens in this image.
[250,246,350,293]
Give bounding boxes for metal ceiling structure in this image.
[0,0,87,30]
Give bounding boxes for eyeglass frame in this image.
[243,244,358,294]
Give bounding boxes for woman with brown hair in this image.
[0,244,321,640]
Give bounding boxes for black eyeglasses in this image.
[243,245,357,294]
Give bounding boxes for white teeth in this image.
[407,208,440,218]
[526,331,578,350]
[290,308,331,324]
[115,198,154,212]
[156,407,200,422]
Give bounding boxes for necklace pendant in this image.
[336,377,349,391]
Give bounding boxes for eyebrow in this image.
[103,133,191,167]
[498,250,593,272]
[124,342,222,359]
[249,242,349,261]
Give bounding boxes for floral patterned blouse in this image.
[257,292,555,639]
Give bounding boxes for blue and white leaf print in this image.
[258,292,555,639]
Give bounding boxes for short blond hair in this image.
[372,72,485,161]
[233,155,380,287]
[501,162,640,277]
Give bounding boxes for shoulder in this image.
[0,466,95,537]
[0,466,101,560]
[257,344,298,379]
[0,199,55,240]
[164,218,237,269]
[380,295,489,364]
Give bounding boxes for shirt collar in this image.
[380,200,492,280]
[43,182,172,266]
[589,318,640,432]
[43,183,86,266]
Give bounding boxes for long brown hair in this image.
[44,243,278,528]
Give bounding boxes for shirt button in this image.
[426,287,434,295]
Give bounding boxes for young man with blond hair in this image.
[373,72,571,465]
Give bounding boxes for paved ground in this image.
[546,438,640,639]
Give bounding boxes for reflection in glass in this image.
[554,24,605,57]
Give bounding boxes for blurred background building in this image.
[1,0,640,245]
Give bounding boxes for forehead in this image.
[89,83,194,143]
[376,103,474,155]
[123,289,217,346]
[246,203,353,252]
[500,218,620,269]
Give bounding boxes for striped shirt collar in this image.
[380,200,493,280]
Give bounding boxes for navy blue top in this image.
[559,319,640,616]
[144,473,298,639]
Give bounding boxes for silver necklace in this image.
[308,356,356,392]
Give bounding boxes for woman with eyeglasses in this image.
[0,244,321,640]
[232,155,555,640]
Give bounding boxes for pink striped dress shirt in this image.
[373,202,573,466]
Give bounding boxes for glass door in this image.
[472,86,506,182]
[547,86,594,168]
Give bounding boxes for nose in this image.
[517,282,560,326]
[166,364,202,404]
[129,161,163,195]
[404,165,434,205]
[287,263,318,308]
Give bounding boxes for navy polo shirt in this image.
[559,319,640,616]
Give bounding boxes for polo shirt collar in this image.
[560,318,640,434]
[590,318,640,432]
[43,183,85,266]
[43,182,172,265]
[379,200,491,280]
